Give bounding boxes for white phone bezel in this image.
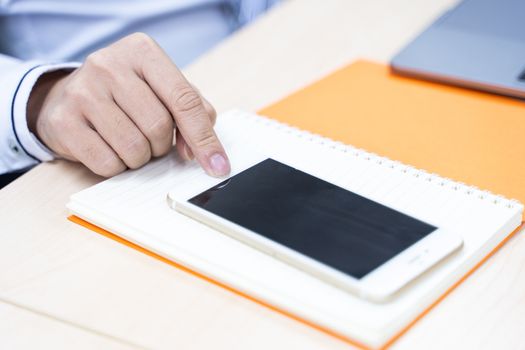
[167,162,463,302]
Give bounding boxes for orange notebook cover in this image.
[260,60,525,217]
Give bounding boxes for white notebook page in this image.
[68,110,523,348]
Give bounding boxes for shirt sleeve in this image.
[0,53,80,175]
[237,0,281,25]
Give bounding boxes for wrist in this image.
[26,69,71,138]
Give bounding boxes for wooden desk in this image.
[2,0,524,349]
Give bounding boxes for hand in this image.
[27,33,230,178]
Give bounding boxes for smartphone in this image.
[170,158,462,302]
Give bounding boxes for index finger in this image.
[127,34,230,177]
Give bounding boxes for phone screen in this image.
[188,159,437,279]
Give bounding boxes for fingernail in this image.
[208,153,230,177]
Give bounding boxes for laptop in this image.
[391,0,525,99]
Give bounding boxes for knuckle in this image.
[97,156,125,177]
[123,135,148,153]
[154,141,172,157]
[203,101,217,125]
[193,130,218,149]
[127,32,157,52]
[122,136,151,168]
[85,51,107,69]
[63,84,91,107]
[209,107,217,125]
[171,85,203,114]
[47,111,70,131]
[146,116,173,140]
[82,146,123,177]
[84,50,114,77]
[83,144,99,163]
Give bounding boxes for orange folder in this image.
[260,60,525,218]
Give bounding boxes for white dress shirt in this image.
[0,0,277,175]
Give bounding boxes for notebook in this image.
[68,109,523,349]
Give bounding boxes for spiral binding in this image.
[233,110,523,211]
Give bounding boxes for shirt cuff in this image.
[12,62,81,162]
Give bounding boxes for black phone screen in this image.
[188,159,437,279]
